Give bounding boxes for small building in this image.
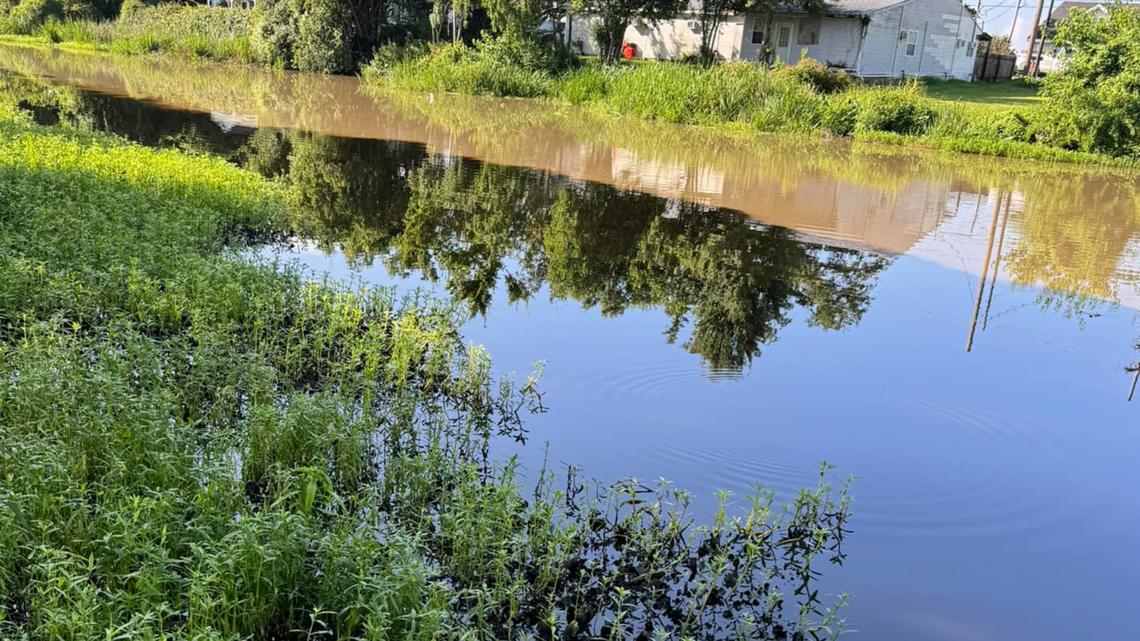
[566,0,984,80]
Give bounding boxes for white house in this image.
[565,0,983,80]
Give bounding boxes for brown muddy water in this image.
[3,45,1138,641]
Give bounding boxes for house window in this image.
[903,29,919,57]
[776,24,791,48]
[751,25,765,45]
[798,18,821,45]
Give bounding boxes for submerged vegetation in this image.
[0,79,854,638]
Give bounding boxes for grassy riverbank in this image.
[0,97,852,638]
[367,45,1125,167]
[0,8,1131,167]
[1,5,254,62]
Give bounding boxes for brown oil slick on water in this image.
[3,44,1140,312]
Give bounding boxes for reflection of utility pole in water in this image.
[1128,363,1139,401]
[983,191,1014,331]
[966,189,1006,352]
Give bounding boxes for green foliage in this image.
[250,0,299,67]
[821,94,857,136]
[3,0,66,35]
[0,100,853,639]
[482,0,542,40]
[557,61,617,103]
[777,58,851,94]
[1036,4,1140,157]
[116,0,146,17]
[851,81,935,135]
[102,5,254,61]
[294,0,354,73]
[369,40,556,97]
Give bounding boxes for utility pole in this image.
[1032,0,1058,76]
[1023,0,1046,74]
[1009,0,1024,41]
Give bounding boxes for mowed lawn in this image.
[922,79,1043,107]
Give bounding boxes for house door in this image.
[772,21,794,63]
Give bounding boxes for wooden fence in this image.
[973,51,1017,82]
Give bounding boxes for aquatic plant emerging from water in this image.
[0,106,851,640]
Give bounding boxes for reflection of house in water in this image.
[607,146,951,256]
[210,111,258,135]
[611,148,725,198]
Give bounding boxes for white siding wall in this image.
[566,0,980,79]
[738,15,863,67]
[857,0,980,79]
[565,16,746,61]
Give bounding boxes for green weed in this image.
[0,99,853,638]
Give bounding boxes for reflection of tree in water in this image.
[291,146,890,371]
[1006,178,1140,316]
[3,77,890,371]
[547,185,887,369]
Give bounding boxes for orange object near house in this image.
[622,43,636,60]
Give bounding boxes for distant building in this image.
[1023,1,1140,74]
[564,0,984,80]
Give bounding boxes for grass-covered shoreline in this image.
[4,1,1140,168]
[0,92,853,638]
[366,44,1131,167]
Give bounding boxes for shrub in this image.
[294,0,354,73]
[778,58,851,94]
[110,5,253,61]
[116,0,147,17]
[366,40,428,73]
[474,31,576,73]
[1034,5,1140,157]
[250,0,299,67]
[4,0,66,34]
[852,81,935,135]
[376,41,555,98]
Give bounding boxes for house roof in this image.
[826,0,908,14]
[1049,1,1140,22]
[710,0,931,17]
[683,0,967,17]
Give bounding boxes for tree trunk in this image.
[760,11,775,67]
[700,13,725,67]
[598,18,628,63]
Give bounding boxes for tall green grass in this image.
[6,5,255,62]
[368,46,1130,166]
[0,104,852,637]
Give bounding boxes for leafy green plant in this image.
[0,94,853,640]
[777,57,851,94]
[1035,4,1140,157]
[852,81,935,135]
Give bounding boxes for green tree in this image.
[988,34,1012,54]
[1037,4,1140,156]
[482,0,543,39]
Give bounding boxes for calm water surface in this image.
[4,46,1139,641]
